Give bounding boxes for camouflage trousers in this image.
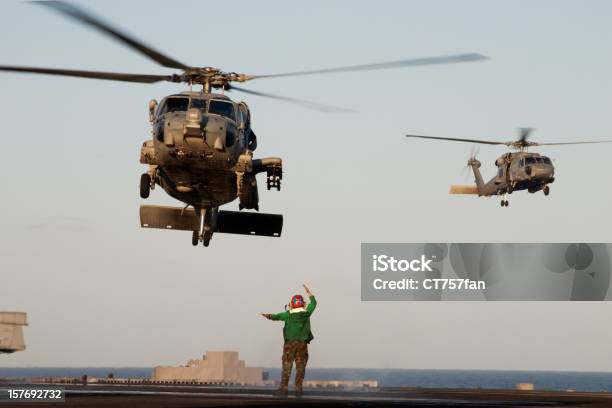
[280,341,309,390]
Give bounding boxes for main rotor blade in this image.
[0,65,173,83]
[406,134,507,145]
[33,1,190,70]
[228,85,355,113]
[244,53,488,80]
[535,140,612,146]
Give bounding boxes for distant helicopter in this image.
[406,128,612,207]
[0,1,488,246]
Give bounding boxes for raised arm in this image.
[304,284,317,314]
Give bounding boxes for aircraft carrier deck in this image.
[7,383,612,407]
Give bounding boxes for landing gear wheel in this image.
[543,186,550,196]
[500,200,505,207]
[203,232,212,247]
[505,200,509,207]
[192,231,199,246]
[140,173,151,199]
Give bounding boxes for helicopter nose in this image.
[528,164,554,179]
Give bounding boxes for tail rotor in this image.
[469,144,480,160]
[461,145,480,180]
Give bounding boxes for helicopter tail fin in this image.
[467,158,485,195]
[449,184,479,194]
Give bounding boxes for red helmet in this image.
[290,294,305,309]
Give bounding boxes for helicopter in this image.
[0,1,488,246]
[406,128,612,207]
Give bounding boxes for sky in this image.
[1,0,612,371]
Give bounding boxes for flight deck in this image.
[4,383,612,407]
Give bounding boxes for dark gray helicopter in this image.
[407,129,612,207]
[1,1,488,246]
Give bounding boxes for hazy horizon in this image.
[1,366,611,373]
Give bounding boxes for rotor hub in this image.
[507,140,538,151]
[177,68,250,92]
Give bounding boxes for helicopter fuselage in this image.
[140,92,280,208]
[470,151,555,197]
[138,92,283,245]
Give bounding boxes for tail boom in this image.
[449,184,479,194]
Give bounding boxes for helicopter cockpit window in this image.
[208,100,236,122]
[525,157,537,165]
[190,99,207,110]
[238,104,249,127]
[542,157,552,165]
[166,97,189,113]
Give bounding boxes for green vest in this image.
[271,295,317,343]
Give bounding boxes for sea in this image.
[0,368,610,392]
